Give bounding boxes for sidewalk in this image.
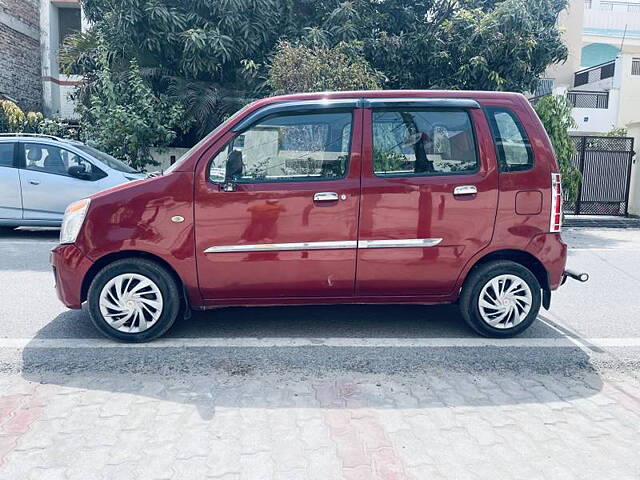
[564,215,640,229]
[1,368,639,480]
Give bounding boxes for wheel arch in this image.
[81,250,185,305]
[461,249,551,308]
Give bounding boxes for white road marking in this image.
[1,337,639,349]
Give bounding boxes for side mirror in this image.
[68,165,91,180]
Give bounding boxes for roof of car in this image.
[0,133,83,145]
[266,89,524,102]
[234,90,528,122]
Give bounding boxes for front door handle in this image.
[28,180,40,185]
[313,192,339,202]
[453,185,477,196]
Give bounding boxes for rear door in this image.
[0,142,22,220]
[194,105,363,299]
[356,99,499,296]
[19,142,107,221]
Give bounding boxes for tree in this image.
[65,0,569,148]
[534,95,581,202]
[267,41,383,94]
[77,35,185,170]
[286,0,568,92]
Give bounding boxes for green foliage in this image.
[38,118,81,140]
[267,41,383,93]
[65,0,568,146]
[534,95,581,202]
[78,35,186,169]
[605,127,628,137]
[0,100,27,132]
[0,100,53,135]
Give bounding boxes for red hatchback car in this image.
[51,90,585,342]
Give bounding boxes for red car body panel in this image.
[51,90,567,310]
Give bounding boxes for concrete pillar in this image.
[627,122,640,216]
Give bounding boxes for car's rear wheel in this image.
[87,258,181,342]
[459,260,541,338]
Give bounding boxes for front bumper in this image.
[50,244,94,309]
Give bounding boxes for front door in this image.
[356,102,499,296]
[195,108,362,300]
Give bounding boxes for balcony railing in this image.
[567,90,609,109]
[574,60,616,87]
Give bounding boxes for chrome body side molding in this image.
[358,238,443,249]
[204,240,358,254]
[204,238,443,254]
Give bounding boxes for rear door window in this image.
[372,109,479,177]
[486,107,534,172]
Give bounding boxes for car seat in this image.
[44,150,67,175]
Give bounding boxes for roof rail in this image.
[0,132,66,142]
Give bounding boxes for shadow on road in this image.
[20,305,604,418]
[0,227,59,240]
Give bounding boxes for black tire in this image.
[459,260,541,338]
[87,258,181,342]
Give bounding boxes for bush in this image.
[0,99,79,140]
[267,41,384,94]
[77,35,186,170]
[534,95,582,203]
[0,100,27,132]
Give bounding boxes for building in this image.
[542,0,640,135]
[40,0,83,119]
[0,0,82,118]
[0,0,42,112]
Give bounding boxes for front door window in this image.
[208,111,353,184]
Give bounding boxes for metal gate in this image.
[564,136,635,216]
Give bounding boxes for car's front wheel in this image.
[87,258,181,342]
[459,260,541,338]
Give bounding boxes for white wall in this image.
[571,88,620,133]
[626,122,640,216]
[544,0,585,89]
[148,147,190,172]
[584,6,640,33]
[616,54,640,128]
[40,0,83,120]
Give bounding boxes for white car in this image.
[0,134,145,228]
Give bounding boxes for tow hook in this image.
[562,269,590,285]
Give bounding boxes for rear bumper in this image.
[51,244,93,309]
[526,232,567,290]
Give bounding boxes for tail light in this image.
[550,173,562,232]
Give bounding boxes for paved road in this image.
[0,227,639,479]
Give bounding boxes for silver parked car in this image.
[0,134,145,228]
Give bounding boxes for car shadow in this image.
[0,227,59,240]
[20,304,604,419]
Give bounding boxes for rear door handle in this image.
[313,192,339,202]
[28,180,40,185]
[453,185,477,196]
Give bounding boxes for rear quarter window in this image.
[486,107,534,172]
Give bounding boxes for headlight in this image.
[60,199,91,244]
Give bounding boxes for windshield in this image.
[164,102,254,174]
[76,145,139,173]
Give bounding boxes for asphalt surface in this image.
[0,226,639,374]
